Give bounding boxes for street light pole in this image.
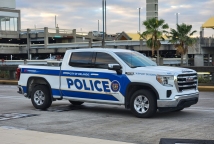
[102,0,106,48]
[105,0,107,36]
[175,13,180,25]
[98,20,99,32]
[137,8,142,33]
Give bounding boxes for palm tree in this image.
[168,23,197,66]
[139,18,169,65]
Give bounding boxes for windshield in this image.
[115,51,157,68]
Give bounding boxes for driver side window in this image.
[94,52,119,69]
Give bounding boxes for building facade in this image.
[0,0,21,39]
[146,0,158,20]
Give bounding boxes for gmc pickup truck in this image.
[17,48,199,118]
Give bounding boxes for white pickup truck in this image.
[17,48,199,118]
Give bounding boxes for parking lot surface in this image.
[0,85,214,144]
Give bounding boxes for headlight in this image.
[156,75,174,87]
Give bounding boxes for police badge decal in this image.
[111,80,120,92]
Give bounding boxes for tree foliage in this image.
[139,18,169,56]
[168,23,197,66]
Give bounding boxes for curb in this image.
[1,80,214,92]
[0,80,18,85]
[198,86,214,92]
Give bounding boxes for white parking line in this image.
[189,107,214,110]
[187,107,214,112]
[0,95,27,100]
[199,98,214,100]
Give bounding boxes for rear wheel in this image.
[130,90,157,118]
[31,85,52,110]
[69,101,84,106]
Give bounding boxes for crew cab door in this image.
[88,52,129,104]
[60,52,93,100]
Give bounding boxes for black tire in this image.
[69,101,84,106]
[130,90,157,118]
[31,85,52,110]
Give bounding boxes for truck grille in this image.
[177,73,198,92]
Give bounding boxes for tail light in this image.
[16,68,21,80]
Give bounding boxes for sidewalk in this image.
[0,80,214,92]
[0,127,133,144]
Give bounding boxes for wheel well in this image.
[27,77,52,98]
[125,83,159,109]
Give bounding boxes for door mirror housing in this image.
[108,64,121,70]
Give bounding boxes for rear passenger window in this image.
[69,52,93,68]
[94,52,119,69]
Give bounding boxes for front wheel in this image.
[130,90,157,118]
[31,85,52,110]
[69,101,84,106]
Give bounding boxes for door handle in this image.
[91,73,99,76]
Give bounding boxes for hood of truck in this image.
[133,66,196,75]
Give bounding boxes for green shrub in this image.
[198,76,210,83]
[0,70,9,79]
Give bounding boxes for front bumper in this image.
[157,92,199,108]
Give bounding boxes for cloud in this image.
[16,0,214,37]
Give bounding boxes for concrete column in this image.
[9,70,15,80]
[210,72,214,83]
[27,29,31,59]
[208,54,210,66]
[194,54,204,66]
[140,39,143,51]
[56,25,59,34]
[212,54,214,66]
[88,32,93,48]
[18,11,21,31]
[185,53,189,66]
[209,37,212,47]
[72,29,76,42]
[44,27,49,49]
[0,18,1,31]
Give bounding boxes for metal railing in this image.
[1,60,62,66]
[0,58,185,66]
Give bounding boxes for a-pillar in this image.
[27,29,31,59]
[44,27,49,49]
[72,29,76,42]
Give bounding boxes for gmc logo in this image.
[186,77,194,82]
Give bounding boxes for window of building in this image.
[69,52,93,68]
[0,17,17,31]
[94,52,119,69]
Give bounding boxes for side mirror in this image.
[108,64,121,70]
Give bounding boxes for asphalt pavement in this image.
[0,85,214,144]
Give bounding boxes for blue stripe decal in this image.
[61,70,131,96]
[61,90,118,101]
[52,89,61,96]
[21,68,60,76]
[22,86,27,93]
[20,69,131,97]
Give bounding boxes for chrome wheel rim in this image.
[134,95,149,114]
[34,90,45,106]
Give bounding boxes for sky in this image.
[17,0,214,37]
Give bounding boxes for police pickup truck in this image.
[17,48,199,118]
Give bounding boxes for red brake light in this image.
[16,68,21,80]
